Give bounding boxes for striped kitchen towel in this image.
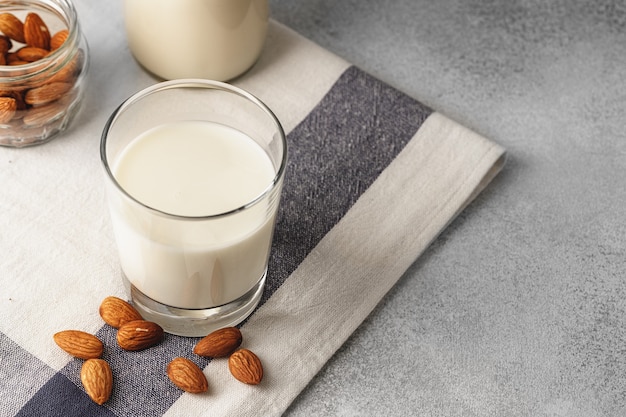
[0,21,505,417]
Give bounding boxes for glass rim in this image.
[100,78,288,221]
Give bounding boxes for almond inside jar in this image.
[0,0,88,148]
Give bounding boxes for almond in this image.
[50,29,68,50]
[16,46,49,62]
[3,89,27,111]
[24,82,72,105]
[116,319,164,351]
[53,330,104,359]
[80,359,113,405]
[24,13,50,50]
[47,49,83,84]
[0,35,12,55]
[99,296,143,329]
[228,349,263,385]
[22,100,65,126]
[0,97,16,123]
[167,357,208,393]
[193,327,242,358]
[0,13,25,44]
[6,52,21,64]
[0,89,26,119]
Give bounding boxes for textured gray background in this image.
[270,1,626,416]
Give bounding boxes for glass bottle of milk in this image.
[122,0,269,81]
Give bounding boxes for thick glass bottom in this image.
[122,271,265,337]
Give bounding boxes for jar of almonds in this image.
[0,0,88,147]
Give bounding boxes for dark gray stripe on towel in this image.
[264,65,433,303]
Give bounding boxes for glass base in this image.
[122,272,265,337]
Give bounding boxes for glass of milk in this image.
[100,79,286,337]
[123,0,269,81]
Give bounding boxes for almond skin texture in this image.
[24,13,50,50]
[22,99,66,127]
[50,29,68,50]
[0,89,25,111]
[16,46,49,62]
[194,327,242,358]
[0,97,16,123]
[228,349,263,385]
[167,357,208,393]
[81,359,113,405]
[53,330,104,359]
[0,13,25,44]
[9,60,29,66]
[99,296,143,329]
[116,320,163,351]
[24,82,72,106]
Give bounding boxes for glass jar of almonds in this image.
[0,0,88,147]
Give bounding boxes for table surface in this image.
[46,1,626,415]
[268,1,626,416]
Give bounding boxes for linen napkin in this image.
[0,21,505,417]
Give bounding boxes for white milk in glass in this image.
[110,121,276,309]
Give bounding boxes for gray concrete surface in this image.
[271,1,626,416]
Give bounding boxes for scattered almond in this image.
[50,29,68,50]
[53,330,104,360]
[228,349,263,385]
[24,12,50,50]
[81,359,113,405]
[52,297,270,403]
[167,357,209,393]
[99,296,143,329]
[0,96,16,123]
[117,320,164,351]
[0,13,25,44]
[193,327,242,358]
